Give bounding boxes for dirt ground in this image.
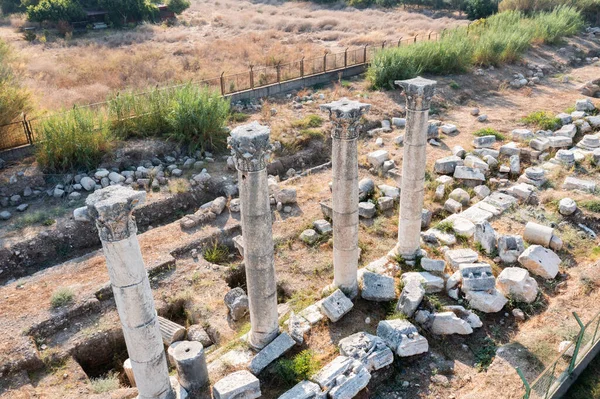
[0,0,466,110]
[1,32,600,399]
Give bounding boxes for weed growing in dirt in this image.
[50,287,74,308]
[90,372,120,393]
[288,289,319,313]
[203,241,230,264]
[473,337,497,371]
[507,293,546,316]
[168,178,190,194]
[291,114,323,129]
[473,127,506,141]
[424,294,445,312]
[230,112,250,122]
[521,110,561,130]
[435,220,454,233]
[274,350,321,385]
[580,275,597,295]
[12,207,64,229]
[579,200,600,213]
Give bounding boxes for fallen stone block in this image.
[361,271,396,302]
[339,332,394,372]
[320,289,354,322]
[518,245,560,279]
[213,370,261,399]
[563,176,596,192]
[377,319,429,357]
[312,356,371,399]
[249,332,296,375]
[496,267,539,303]
[474,221,496,255]
[497,235,525,264]
[401,272,444,293]
[465,289,508,313]
[430,312,473,335]
[224,287,249,321]
[421,258,446,273]
[396,280,425,317]
[278,381,324,399]
[434,156,463,175]
[459,263,495,292]
[445,248,479,271]
[367,150,390,168]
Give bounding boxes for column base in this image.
[246,328,279,351]
[138,377,183,399]
[323,282,358,300]
[388,243,426,262]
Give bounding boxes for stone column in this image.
[394,77,437,259]
[85,185,174,399]
[229,122,279,350]
[320,98,370,298]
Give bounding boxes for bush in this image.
[90,371,120,393]
[203,241,230,264]
[26,0,86,23]
[50,287,74,308]
[167,85,230,153]
[521,110,561,130]
[35,107,113,172]
[274,350,321,385]
[473,127,505,140]
[465,0,498,19]
[367,8,584,88]
[0,40,31,129]
[166,0,190,14]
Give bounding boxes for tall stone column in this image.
[320,98,370,298]
[85,185,174,399]
[229,122,279,349]
[395,77,437,259]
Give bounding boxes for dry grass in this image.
[0,0,466,111]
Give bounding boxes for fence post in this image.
[414,35,417,43]
[249,66,254,89]
[323,52,327,72]
[300,57,304,77]
[516,367,531,399]
[220,72,225,95]
[363,45,368,63]
[593,315,600,345]
[398,37,402,47]
[467,22,470,36]
[344,48,348,68]
[276,62,281,83]
[428,31,432,40]
[381,41,386,49]
[22,114,33,145]
[569,312,585,373]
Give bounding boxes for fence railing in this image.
[0,31,443,152]
[517,310,600,399]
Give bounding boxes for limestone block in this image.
[361,271,396,301]
[434,156,463,175]
[444,198,463,214]
[457,206,494,224]
[473,135,496,148]
[530,137,550,151]
[300,229,319,245]
[449,188,470,207]
[338,332,394,372]
[213,370,260,399]
[358,178,375,200]
[445,305,482,329]
[396,281,425,317]
[518,245,560,279]
[474,221,496,255]
[453,166,485,185]
[312,356,371,399]
[512,129,534,142]
[187,324,212,348]
[464,155,490,173]
[278,381,324,399]
[320,289,353,322]
[555,124,577,138]
[451,217,475,238]
[376,319,429,357]
[497,235,525,264]
[224,288,249,321]
[496,267,538,303]
[452,145,466,158]
[421,209,433,229]
[523,221,553,247]
[275,188,297,205]
[367,150,389,168]
[465,289,508,313]
[392,117,406,128]
[211,197,228,215]
[288,311,311,344]
[358,202,376,219]
[298,304,324,325]
[378,196,394,211]
[473,185,490,199]
[563,176,596,192]
[444,248,479,271]
[249,332,296,375]
[547,136,573,148]
[313,219,332,235]
[441,124,457,134]
[482,192,518,211]
[576,98,595,112]
[430,312,473,335]
[421,258,446,273]
[459,263,495,292]
[401,272,444,293]
[233,235,244,257]
[80,176,96,191]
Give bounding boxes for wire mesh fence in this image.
[0,32,441,153]
[520,311,600,399]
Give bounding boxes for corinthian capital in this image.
[320,98,370,140]
[228,121,271,172]
[395,76,437,112]
[85,185,146,242]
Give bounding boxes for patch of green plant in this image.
[50,287,74,309]
[521,110,561,131]
[274,350,321,385]
[299,128,325,141]
[288,289,319,313]
[506,293,545,316]
[291,114,323,129]
[424,294,445,312]
[90,371,120,393]
[456,233,470,245]
[230,112,250,122]
[579,200,600,213]
[473,127,506,141]
[448,80,460,89]
[203,240,230,264]
[473,337,497,371]
[435,220,454,233]
[12,207,64,229]
[387,311,408,321]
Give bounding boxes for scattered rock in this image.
[320,289,353,322]
[338,332,394,372]
[300,229,319,245]
[496,267,539,303]
[224,287,249,321]
[518,245,560,279]
[377,319,429,357]
[361,271,396,302]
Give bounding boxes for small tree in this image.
[26,0,86,23]
[465,0,497,19]
[166,0,190,14]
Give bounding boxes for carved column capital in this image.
[320,98,370,140]
[85,185,146,242]
[228,121,272,172]
[395,76,437,111]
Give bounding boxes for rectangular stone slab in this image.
[248,332,296,375]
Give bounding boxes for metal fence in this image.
[0,31,441,152]
[517,310,600,399]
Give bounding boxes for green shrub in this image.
[579,200,600,213]
[26,0,86,23]
[50,287,74,308]
[167,85,230,153]
[291,114,323,129]
[90,371,120,393]
[36,107,113,172]
[0,39,31,129]
[473,337,497,371]
[230,112,250,122]
[466,0,498,19]
[274,350,321,385]
[473,127,505,140]
[435,220,454,233]
[521,110,561,130]
[367,8,583,88]
[203,241,230,264]
[166,0,190,14]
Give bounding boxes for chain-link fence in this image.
[518,310,600,399]
[0,31,442,153]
